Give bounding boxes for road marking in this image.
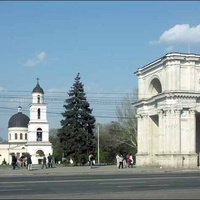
[0,176,200,184]
[99,181,146,185]
[0,188,32,192]
[0,185,26,188]
[118,184,169,188]
[144,184,169,187]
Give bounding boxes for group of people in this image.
[11,154,32,170]
[11,153,53,170]
[116,153,134,169]
[87,152,134,169]
[41,153,53,169]
[12,152,134,170]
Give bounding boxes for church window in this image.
[20,133,23,140]
[37,95,40,103]
[38,108,41,119]
[15,133,18,140]
[25,133,27,140]
[37,128,42,141]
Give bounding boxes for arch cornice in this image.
[133,91,200,107]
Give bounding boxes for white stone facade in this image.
[134,52,200,168]
[0,81,53,165]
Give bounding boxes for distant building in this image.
[134,52,200,168]
[0,80,53,165]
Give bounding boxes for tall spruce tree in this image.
[58,73,96,165]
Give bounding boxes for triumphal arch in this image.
[134,52,200,168]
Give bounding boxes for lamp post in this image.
[97,123,100,164]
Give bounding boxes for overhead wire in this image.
[0,89,138,121]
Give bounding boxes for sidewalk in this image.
[0,164,200,177]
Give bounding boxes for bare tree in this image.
[115,88,138,150]
[0,136,7,144]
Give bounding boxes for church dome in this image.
[8,106,30,128]
[32,79,44,94]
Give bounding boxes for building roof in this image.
[8,106,30,128]
[32,78,44,94]
[134,52,200,76]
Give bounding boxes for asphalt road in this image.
[1,172,200,199]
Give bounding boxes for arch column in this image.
[136,114,150,166]
[158,109,165,153]
[170,109,182,153]
[188,109,196,153]
[137,114,149,154]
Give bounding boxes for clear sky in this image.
[0,1,200,140]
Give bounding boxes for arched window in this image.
[37,95,40,103]
[38,108,41,119]
[36,150,45,157]
[25,133,27,140]
[15,133,18,140]
[37,128,42,141]
[20,133,23,140]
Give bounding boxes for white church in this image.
[0,80,53,165]
[134,52,200,168]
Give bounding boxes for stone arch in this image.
[35,149,45,164]
[148,77,162,95]
[36,149,45,157]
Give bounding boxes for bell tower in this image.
[26,78,52,163]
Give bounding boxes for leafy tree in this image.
[49,128,62,163]
[58,73,96,165]
[94,123,127,164]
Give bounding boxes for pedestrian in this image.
[27,155,32,171]
[41,156,48,169]
[116,153,120,168]
[23,156,27,167]
[118,155,124,169]
[126,154,130,168]
[129,154,134,168]
[11,154,17,170]
[88,154,93,169]
[47,153,53,168]
[123,153,127,168]
[19,156,24,167]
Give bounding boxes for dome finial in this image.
[37,77,40,85]
[32,78,44,94]
[18,106,22,113]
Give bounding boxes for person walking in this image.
[27,155,32,171]
[11,154,17,170]
[118,155,124,169]
[123,153,127,168]
[47,153,53,168]
[41,156,48,169]
[126,154,131,168]
[19,156,25,167]
[129,154,134,168]
[116,153,120,168]
[88,154,93,169]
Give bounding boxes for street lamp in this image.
[97,123,100,164]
